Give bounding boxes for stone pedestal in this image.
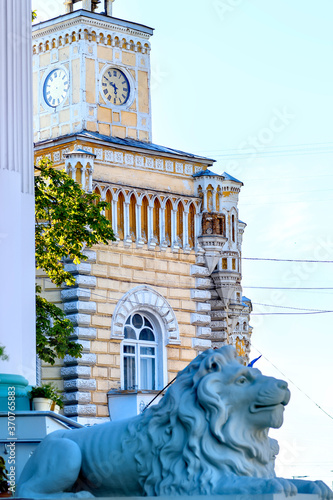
[83,496,322,500]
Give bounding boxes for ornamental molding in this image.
[111,285,180,345]
[33,17,151,42]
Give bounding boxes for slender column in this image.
[203,190,208,211]
[171,209,177,246]
[106,0,115,16]
[160,207,166,245]
[124,202,130,240]
[88,168,93,192]
[82,0,92,10]
[136,202,143,242]
[148,205,154,242]
[218,192,223,213]
[81,164,87,191]
[0,0,35,384]
[112,198,118,235]
[212,189,216,211]
[64,1,73,13]
[183,209,189,249]
[71,164,76,180]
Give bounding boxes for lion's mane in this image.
[124,345,278,496]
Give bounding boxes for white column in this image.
[124,202,130,240]
[112,198,118,235]
[203,190,208,211]
[88,167,93,192]
[0,0,36,384]
[183,209,189,249]
[81,164,87,191]
[136,202,143,244]
[212,189,216,211]
[148,204,154,243]
[82,0,92,11]
[171,209,177,246]
[106,0,115,16]
[160,207,166,245]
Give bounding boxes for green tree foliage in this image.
[0,345,8,361]
[35,158,115,364]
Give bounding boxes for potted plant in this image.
[29,384,54,411]
[0,456,10,497]
[51,394,64,414]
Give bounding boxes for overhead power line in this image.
[244,286,333,290]
[194,141,333,155]
[243,258,333,263]
[251,345,333,422]
[251,311,333,315]
[252,302,333,313]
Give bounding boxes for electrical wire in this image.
[252,302,332,312]
[244,286,333,290]
[251,311,333,315]
[243,258,333,263]
[193,141,333,155]
[251,345,333,422]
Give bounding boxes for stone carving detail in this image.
[185,163,193,174]
[16,346,333,498]
[155,158,163,170]
[105,150,113,162]
[94,148,103,160]
[111,285,180,345]
[175,162,183,173]
[165,160,173,171]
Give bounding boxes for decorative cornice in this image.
[33,14,152,41]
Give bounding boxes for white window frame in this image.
[122,312,160,391]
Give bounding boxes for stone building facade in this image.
[33,2,252,424]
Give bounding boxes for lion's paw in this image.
[268,478,298,497]
[304,480,333,500]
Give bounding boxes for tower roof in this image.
[222,172,243,185]
[192,168,223,178]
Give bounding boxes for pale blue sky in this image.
[33,0,333,487]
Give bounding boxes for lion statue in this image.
[16,346,332,498]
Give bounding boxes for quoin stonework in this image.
[33,1,252,424]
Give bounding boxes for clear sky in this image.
[33,0,333,488]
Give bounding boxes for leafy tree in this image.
[35,158,115,364]
[0,345,8,362]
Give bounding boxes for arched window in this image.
[141,196,148,242]
[129,194,136,241]
[123,313,158,390]
[153,198,160,243]
[243,321,247,331]
[188,203,195,249]
[117,192,125,240]
[177,201,184,247]
[165,199,172,246]
[105,190,112,224]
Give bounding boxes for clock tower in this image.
[33,2,252,424]
[33,2,153,144]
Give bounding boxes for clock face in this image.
[101,68,130,106]
[43,69,69,108]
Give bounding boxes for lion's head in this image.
[125,345,290,496]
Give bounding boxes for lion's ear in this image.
[206,354,222,373]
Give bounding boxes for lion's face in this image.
[196,353,290,433]
[219,361,290,430]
